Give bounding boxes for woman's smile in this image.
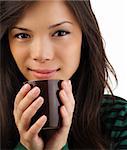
[28,68,60,79]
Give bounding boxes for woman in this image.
[0,1,127,150]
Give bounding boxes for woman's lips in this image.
[28,68,60,79]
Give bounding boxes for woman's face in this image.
[9,1,82,81]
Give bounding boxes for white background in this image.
[91,0,127,99]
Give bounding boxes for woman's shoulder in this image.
[102,94,127,107]
[101,94,127,116]
[102,94,127,104]
[101,95,127,149]
[101,94,127,125]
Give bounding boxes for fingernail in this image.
[38,96,44,103]
[68,80,71,85]
[32,87,40,94]
[24,83,30,90]
[62,80,67,87]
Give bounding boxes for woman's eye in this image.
[15,33,31,39]
[53,30,70,37]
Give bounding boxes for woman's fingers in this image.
[15,87,40,121]
[28,115,47,139]
[18,96,44,132]
[17,86,40,112]
[20,115,47,150]
[59,80,75,116]
[58,80,75,134]
[14,84,31,108]
[61,80,75,106]
[60,105,70,128]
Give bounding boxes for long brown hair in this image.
[0,1,117,149]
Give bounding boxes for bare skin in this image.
[13,80,75,150]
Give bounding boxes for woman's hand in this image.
[44,80,75,150]
[13,83,46,150]
[13,80,75,150]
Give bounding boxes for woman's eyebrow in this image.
[48,21,73,29]
[10,21,73,32]
[10,26,32,32]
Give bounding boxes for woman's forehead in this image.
[14,1,79,29]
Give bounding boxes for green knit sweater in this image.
[101,95,127,149]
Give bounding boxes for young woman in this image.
[0,1,127,150]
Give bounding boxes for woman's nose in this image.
[31,37,54,63]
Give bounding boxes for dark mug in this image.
[24,80,62,130]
